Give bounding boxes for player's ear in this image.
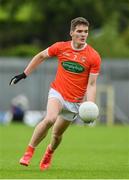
[70,31,73,37]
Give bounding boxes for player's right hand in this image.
[9,72,27,85]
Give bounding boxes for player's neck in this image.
[71,41,87,50]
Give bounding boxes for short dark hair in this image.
[70,17,89,31]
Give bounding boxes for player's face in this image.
[70,24,88,48]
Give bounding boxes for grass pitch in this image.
[0,123,129,179]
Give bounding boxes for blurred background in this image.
[0,0,129,126]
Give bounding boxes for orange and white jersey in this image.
[47,41,101,102]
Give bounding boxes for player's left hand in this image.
[9,72,27,85]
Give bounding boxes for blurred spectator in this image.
[11,94,29,122]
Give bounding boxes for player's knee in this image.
[44,114,57,126]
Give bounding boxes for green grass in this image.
[0,123,129,179]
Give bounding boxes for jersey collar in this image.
[71,41,87,51]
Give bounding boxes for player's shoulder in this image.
[86,44,101,61]
[48,41,70,56]
[51,41,71,52]
[87,44,100,57]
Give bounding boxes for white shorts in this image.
[48,88,81,121]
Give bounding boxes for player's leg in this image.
[29,98,62,147]
[20,98,62,166]
[50,116,71,150]
[40,116,71,170]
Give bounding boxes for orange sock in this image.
[26,145,35,154]
[48,144,54,154]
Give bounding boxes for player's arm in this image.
[24,49,49,76]
[9,49,49,85]
[85,74,99,102]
